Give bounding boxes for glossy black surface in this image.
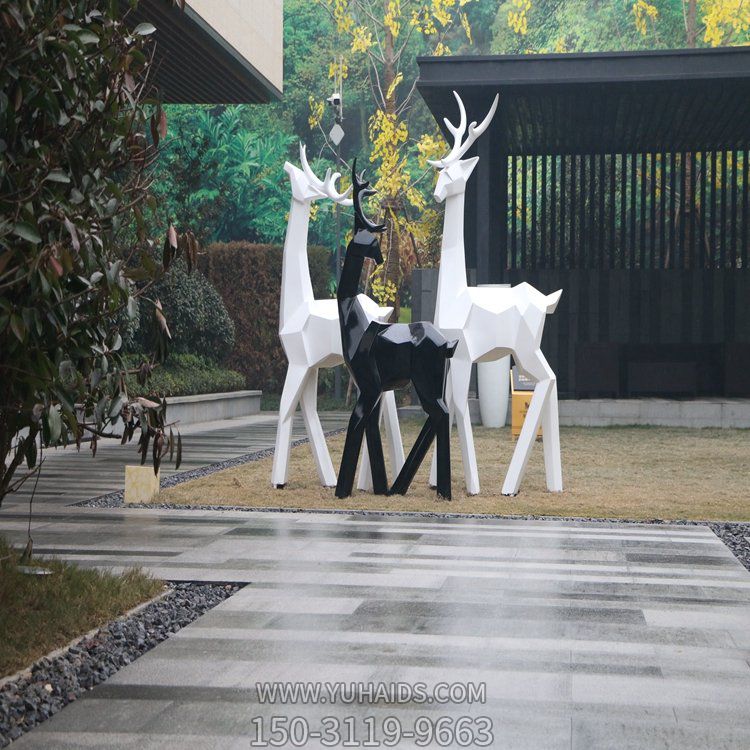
[335,162,456,500]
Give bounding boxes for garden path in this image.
[3,506,750,748]
[3,412,349,512]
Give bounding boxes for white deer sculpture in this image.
[427,92,563,496]
[271,145,405,490]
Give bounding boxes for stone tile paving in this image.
[4,412,349,511]
[3,509,750,748]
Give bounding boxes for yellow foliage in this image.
[508,0,531,35]
[386,72,403,102]
[309,203,320,222]
[433,41,451,55]
[328,59,349,80]
[633,0,659,35]
[416,132,447,169]
[384,0,402,38]
[460,11,473,43]
[351,24,374,53]
[369,265,398,305]
[328,0,354,34]
[702,0,750,46]
[432,0,457,28]
[308,96,324,129]
[553,36,567,53]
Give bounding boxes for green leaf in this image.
[12,222,41,244]
[109,392,126,419]
[10,314,26,342]
[76,31,99,45]
[44,169,70,183]
[133,23,156,36]
[47,405,62,444]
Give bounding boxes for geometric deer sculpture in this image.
[271,145,405,489]
[335,163,457,500]
[427,92,563,496]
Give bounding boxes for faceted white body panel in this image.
[428,93,563,496]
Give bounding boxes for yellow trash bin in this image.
[510,366,542,440]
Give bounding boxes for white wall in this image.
[188,0,283,93]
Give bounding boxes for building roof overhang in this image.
[129,0,282,104]
[417,47,750,155]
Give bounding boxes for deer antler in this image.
[352,159,385,234]
[320,168,354,206]
[299,143,353,205]
[427,92,499,168]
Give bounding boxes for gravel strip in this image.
[0,581,242,747]
[79,428,346,509]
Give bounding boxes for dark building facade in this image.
[416,48,750,399]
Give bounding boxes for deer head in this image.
[429,92,499,203]
[285,143,355,205]
[348,159,385,265]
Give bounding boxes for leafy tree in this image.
[493,0,748,53]
[0,0,185,507]
[154,106,296,244]
[311,0,478,318]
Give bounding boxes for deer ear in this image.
[463,156,480,178]
[545,289,562,313]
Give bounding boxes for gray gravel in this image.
[0,582,242,747]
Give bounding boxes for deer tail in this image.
[545,289,563,314]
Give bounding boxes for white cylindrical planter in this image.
[477,284,511,428]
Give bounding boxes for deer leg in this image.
[364,398,388,494]
[502,350,560,495]
[449,354,480,495]
[382,391,405,476]
[541,376,563,492]
[356,391,404,491]
[336,391,378,499]
[390,418,436,496]
[357,433,374,492]
[299,368,337,487]
[429,370,454,488]
[271,364,309,488]
[435,403,452,500]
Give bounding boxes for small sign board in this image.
[511,366,536,392]
[510,367,541,440]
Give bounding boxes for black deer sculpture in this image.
[335,161,457,500]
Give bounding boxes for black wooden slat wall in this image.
[497,269,750,398]
[504,151,748,271]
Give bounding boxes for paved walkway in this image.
[4,412,349,511]
[4,505,750,748]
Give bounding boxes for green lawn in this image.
[0,538,163,678]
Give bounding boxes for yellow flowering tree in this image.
[506,0,748,49]
[315,0,474,319]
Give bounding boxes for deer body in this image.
[335,165,456,500]
[428,93,563,496]
[271,147,405,489]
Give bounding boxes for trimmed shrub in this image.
[133,257,235,363]
[125,354,245,398]
[200,242,331,391]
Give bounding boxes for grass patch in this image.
[0,538,163,678]
[159,420,750,521]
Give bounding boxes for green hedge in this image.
[200,242,331,392]
[132,257,235,363]
[126,354,245,398]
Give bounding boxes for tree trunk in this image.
[380,8,401,322]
